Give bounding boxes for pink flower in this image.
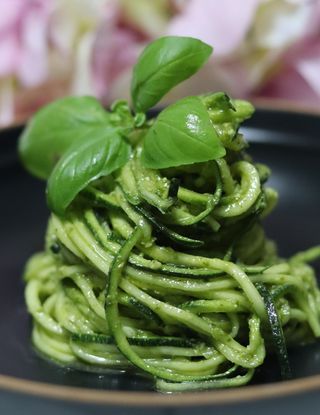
[168,0,261,56]
[91,6,146,102]
[1,0,320,127]
[0,0,52,87]
[165,0,320,107]
[259,1,320,106]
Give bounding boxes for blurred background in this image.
[0,0,319,127]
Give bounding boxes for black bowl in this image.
[0,108,320,415]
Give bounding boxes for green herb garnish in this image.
[18,36,220,215]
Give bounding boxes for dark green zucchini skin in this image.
[134,204,205,248]
[71,333,196,348]
[255,282,292,380]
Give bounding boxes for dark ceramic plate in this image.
[0,109,320,415]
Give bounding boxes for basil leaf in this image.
[18,96,114,179]
[141,96,226,169]
[131,36,213,113]
[47,128,130,215]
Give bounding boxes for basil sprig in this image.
[141,96,225,169]
[131,36,212,113]
[18,36,234,216]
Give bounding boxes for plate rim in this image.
[1,372,320,407]
[1,105,320,407]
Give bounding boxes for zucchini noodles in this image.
[24,98,320,392]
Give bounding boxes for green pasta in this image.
[20,36,320,392]
[23,136,320,391]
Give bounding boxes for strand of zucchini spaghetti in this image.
[24,152,320,391]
